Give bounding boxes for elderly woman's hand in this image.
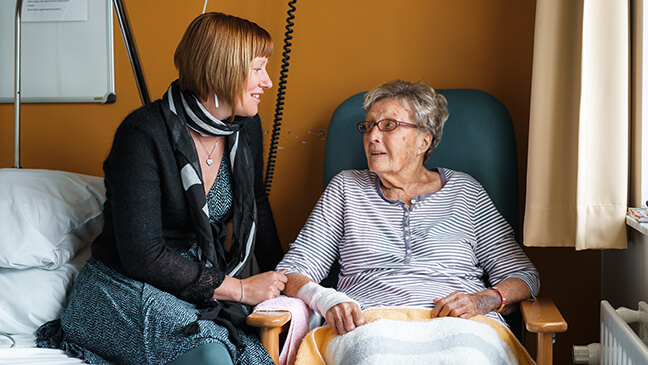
[430,290,501,319]
[326,301,368,335]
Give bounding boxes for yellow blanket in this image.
[295,307,535,364]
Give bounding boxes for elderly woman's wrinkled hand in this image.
[325,301,368,335]
[430,291,498,319]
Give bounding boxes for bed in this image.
[0,168,106,364]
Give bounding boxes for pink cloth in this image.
[254,296,312,365]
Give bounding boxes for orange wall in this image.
[0,1,599,363]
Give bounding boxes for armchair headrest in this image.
[324,89,519,236]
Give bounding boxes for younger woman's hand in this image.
[240,269,287,305]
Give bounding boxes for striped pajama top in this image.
[276,168,540,323]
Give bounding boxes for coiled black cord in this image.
[264,0,297,195]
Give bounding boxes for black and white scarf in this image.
[162,80,257,279]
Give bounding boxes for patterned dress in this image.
[36,153,274,365]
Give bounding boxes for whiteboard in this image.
[0,0,115,103]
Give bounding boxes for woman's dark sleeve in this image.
[248,115,285,271]
[101,111,224,304]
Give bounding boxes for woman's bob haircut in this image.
[174,12,273,118]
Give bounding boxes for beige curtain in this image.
[631,0,645,211]
[524,0,629,250]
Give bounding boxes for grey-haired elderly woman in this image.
[276,79,540,335]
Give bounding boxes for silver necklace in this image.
[196,136,220,166]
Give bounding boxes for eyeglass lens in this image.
[358,119,398,133]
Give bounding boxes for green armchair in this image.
[249,89,567,365]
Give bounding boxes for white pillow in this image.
[0,263,78,335]
[0,168,106,270]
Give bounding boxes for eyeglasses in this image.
[357,119,419,133]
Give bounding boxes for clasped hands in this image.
[326,290,498,335]
[240,269,288,305]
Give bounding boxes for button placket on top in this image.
[403,198,417,264]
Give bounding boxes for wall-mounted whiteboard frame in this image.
[0,0,115,103]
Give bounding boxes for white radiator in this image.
[573,300,648,364]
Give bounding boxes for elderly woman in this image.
[277,79,539,336]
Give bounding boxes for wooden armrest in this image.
[247,310,292,365]
[247,310,292,328]
[520,297,568,333]
[520,297,567,365]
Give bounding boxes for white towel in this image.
[324,316,518,365]
[254,296,319,365]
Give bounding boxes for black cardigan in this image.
[92,100,284,304]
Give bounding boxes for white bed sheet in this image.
[0,334,85,364]
[0,247,92,365]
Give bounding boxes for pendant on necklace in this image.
[206,158,214,166]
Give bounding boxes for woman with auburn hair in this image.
[36,12,285,365]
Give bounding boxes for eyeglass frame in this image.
[356,118,419,133]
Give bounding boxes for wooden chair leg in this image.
[536,332,553,365]
[247,310,292,365]
[258,326,283,365]
[520,297,567,365]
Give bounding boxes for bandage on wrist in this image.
[296,281,359,317]
[490,286,506,313]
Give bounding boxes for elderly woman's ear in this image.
[417,132,434,158]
